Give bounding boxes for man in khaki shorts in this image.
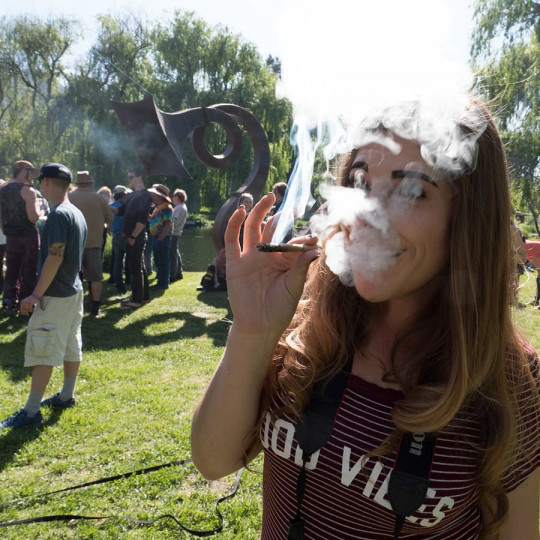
[0,163,87,428]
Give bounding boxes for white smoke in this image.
[271,0,480,285]
[310,180,410,286]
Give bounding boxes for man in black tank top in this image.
[0,160,41,314]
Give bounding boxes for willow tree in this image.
[0,16,78,173]
[60,14,156,186]
[471,0,540,234]
[152,11,293,212]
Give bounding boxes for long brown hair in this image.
[249,96,538,536]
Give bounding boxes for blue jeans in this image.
[169,235,183,280]
[152,236,171,289]
[112,233,128,289]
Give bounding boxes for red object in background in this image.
[525,240,540,272]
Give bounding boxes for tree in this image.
[471,0,540,234]
[152,11,293,211]
[0,16,78,167]
[58,14,155,184]
[0,12,293,212]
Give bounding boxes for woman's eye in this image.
[393,179,426,200]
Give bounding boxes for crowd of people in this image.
[0,163,190,316]
[0,161,191,428]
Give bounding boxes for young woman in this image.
[191,97,540,539]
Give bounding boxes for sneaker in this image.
[41,392,76,409]
[0,408,43,428]
[90,301,101,316]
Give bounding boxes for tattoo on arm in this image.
[48,243,66,258]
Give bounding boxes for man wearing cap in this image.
[0,160,41,314]
[1,163,87,428]
[68,171,114,316]
[117,168,153,309]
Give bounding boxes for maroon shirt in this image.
[261,352,539,539]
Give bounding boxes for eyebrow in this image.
[350,160,369,172]
[391,170,438,186]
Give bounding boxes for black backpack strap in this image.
[294,369,351,455]
[389,432,437,539]
[289,363,437,540]
[288,368,351,540]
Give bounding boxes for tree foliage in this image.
[0,12,293,212]
[0,16,78,161]
[471,0,540,233]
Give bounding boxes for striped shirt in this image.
[260,354,539,539]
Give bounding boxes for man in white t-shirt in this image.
[170,189,188,282]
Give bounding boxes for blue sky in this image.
[3,0,475,65]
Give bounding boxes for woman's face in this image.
[343,135,454,306]
[151,193,164,205]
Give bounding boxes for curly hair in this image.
[246,96,539,537]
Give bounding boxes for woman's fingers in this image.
[243,193,275,248]
[224,206,247,260]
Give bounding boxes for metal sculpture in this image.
[111,97,270,251]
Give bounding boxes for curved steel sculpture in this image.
[111,97,270,251]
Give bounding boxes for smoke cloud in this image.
[272,0,480,285]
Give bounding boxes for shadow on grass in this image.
[81,305,231,353]
[196,290,232,316]
[195,291,233,345]
[0,285,232,382]
[0,312,31,383]
[0,408,64,474]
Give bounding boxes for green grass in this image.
[0,273,263,539]
[513,270,540,349]
[0,271,539,539]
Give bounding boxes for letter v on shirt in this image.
[262,413,455,528]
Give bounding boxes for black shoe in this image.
[41,392,76,409]
[90,301,101,316]
[0,408,42,428]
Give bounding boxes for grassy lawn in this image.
[0,273,263,539]
[0,270,539,539]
